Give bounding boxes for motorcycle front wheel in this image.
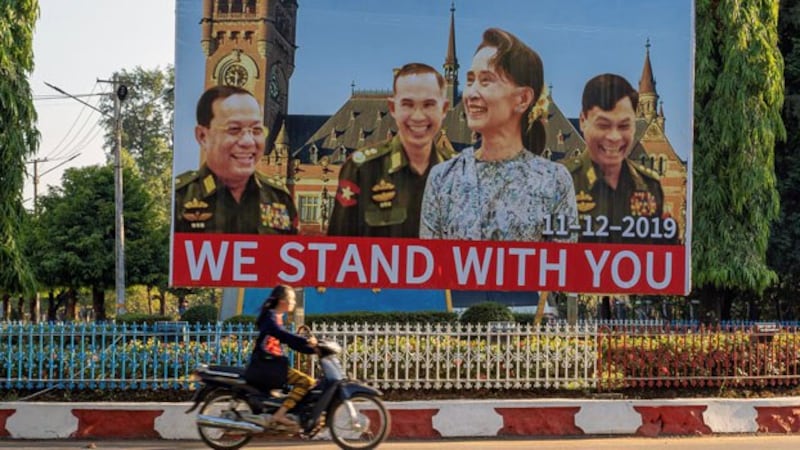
[328,393,391,450]
[197,390,254,450]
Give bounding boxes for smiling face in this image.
[195,93,264,188]
[580,96,636,172]
[464,46,531,139]
[388,72,448,154]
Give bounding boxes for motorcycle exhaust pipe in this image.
[196,414,264,433]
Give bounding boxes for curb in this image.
[1,398,799,440]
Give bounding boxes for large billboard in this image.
[171,0,694,295]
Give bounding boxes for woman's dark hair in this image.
[256,284,294,326]
[476,28,546,154]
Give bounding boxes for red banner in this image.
[171,233,686,294]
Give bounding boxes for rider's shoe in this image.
[270,416,300,431]
[242,413,271,428]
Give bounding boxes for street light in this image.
[110,78,127,315]
[45,81,172,316]
[45,80,128,315]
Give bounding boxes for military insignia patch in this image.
[575,190,596,213]
[371,179,396,208]
[586,166,597,188]
[336,180,360,207]
[390,151,402,172]
[203,175,216,194]
[630,191,657,217]
[261,202,292,230]
[182,198,212,229]
[352,151,366,164]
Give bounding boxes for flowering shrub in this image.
[597,329,800,389]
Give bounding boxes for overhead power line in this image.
[44,83,102,160]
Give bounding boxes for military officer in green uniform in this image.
[174,85,297,234]
[327,63,453,238]
[562,74,671,245]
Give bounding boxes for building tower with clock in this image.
[200,0,297,137]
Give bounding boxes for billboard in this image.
[171,0,694,295]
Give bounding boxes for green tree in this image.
[98,65,174,221]
[0,0,39,297]
[94,66,175,317]
[31,156,158,320]
[765,0,800,319]
[693,0,785,320]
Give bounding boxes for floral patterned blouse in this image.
[420,146,578,242]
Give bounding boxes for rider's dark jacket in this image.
[244,309,315,390]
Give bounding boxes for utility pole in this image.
[26,154,80,214]
[45,80,128,315]
[98,77,129,315]
[31,158,40,214]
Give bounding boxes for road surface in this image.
[3,436,800,450]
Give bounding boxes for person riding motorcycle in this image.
[244,284,317,428]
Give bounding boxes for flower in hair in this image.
[527,84,550,129]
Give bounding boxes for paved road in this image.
[3,436,800,450]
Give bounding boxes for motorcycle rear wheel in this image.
[197,390,255,450]
[328,393,391,450]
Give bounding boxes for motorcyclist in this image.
[245,284,317,428]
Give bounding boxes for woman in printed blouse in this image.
[420,28,577,242]
[247,284,317,428]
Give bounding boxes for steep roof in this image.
[639,40,657,94]
[444,2,457,67]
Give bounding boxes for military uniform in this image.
[561,150,673,245]
[327,135,455,238]
[174,164,298,234]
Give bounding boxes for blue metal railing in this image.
[0,322,258,390]
[3,320,799,392]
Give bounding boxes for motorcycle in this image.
[186,326,390,450]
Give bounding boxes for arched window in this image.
[309,145,318,165]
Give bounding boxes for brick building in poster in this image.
[198,0,687,240]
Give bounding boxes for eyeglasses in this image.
[211,125,267,139]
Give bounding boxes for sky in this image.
[28,0,175,208]
[29,0,694,207]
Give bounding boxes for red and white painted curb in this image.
[1,398,799,440]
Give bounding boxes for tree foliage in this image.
[0,0,39,296]
[98,65,174,222]
[459,302,514,324]
[29,156,159,319]
[765,0,800,316]
[93,66,174,316]
[693,0,785,298]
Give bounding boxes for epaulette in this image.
[175,170,199,190]
[349,145,391,166]
[560,155,584,173]
[630,161,661,181]
[257,172,290,194]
